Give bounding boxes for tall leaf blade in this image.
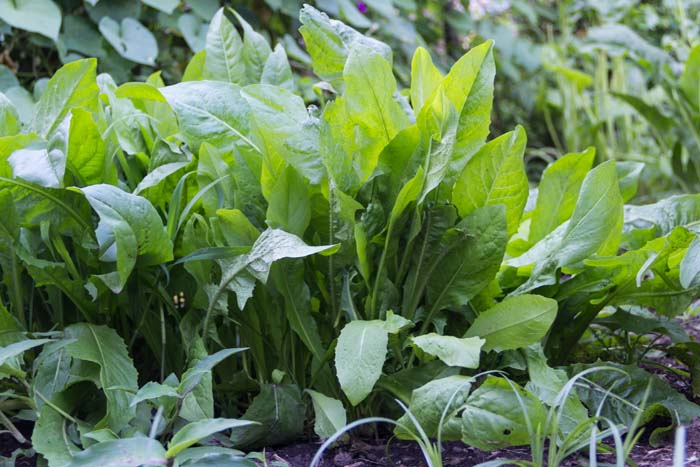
[31,59,99,138]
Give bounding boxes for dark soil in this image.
[4,318,700,467]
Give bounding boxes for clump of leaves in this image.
[1,4,699,464]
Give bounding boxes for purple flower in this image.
[357,1,368,13]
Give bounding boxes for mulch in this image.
[3,318,700,467]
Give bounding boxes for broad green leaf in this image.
[681,45,700,109]
[179,13,208,52]
[462,376,547,450]
[130,381,180,407]
[33,390,80,467]
[570,362,700,443]
[426,205,507,312]
[167,419,255,458]
[681,237,700,289]
[160,81,256,154]
[0,338,52,366]
[410,47,443,114]
[305,390,347,439]
[397,375,472,440]
[240,83,307,196]
[557,160,623,263]
[442,40,495,169]
[142,0,179,14]
[511,161,623,293]
[452,126,527,236]
[299,4,391,82]
[465,295,558,352]
[31,59,98,138]
[529,148,595,244]
[0,177,93,239]
[261,44,294,91]
[0,0,61,41]
[524,345,589,439]
[214,229,336,310]
[231,384,304,448]
[335,320,388,406]
[64,324,138,431]
[183,50,207,81]
[625,194,700,235]
[412,334,483,368]
[99,17,158,66]
[80,184,173,293]
[203,8,246,84]
[616,161,645,203]
[417,88,458,203]
[273,261,326,363]
[0,93,20,136]
[65,438,166,467]
[189,0,219,20]
[342,45,409,182]
[229,9,272,84]
[115,82,167,102]
[66,108,112,186]
[179,348,246,396]
[8,146,64,188]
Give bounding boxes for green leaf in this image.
[130,381,180,407]
[442,40,495,167]
[452,126,527,236]
[616,161,645,203]
[410,47,443,115]
[167,419,255,458]
[625,194,700,235]
[417,88,458,203]
[183,50,207,81]
[265,166,311,236]
[65,438,166,467]
[335,320,388,406]
[342,44,409,182]
[0,93,20,137]
[8,146,64,188]
[411,334,483,368]
[231,384,305,448]
[261,44,294,91]
[681,237,700,289]
[0,0,61,41]
[66,108,112,186]
[213,229,336,310]
[0,338,53,366]
[99,17,158,66]
[511,161,623,293]
[396,375,472,440]
[64,323,139,431]
[203,8,246,84]
[272,261,326,363]
[681,45,700,109]
[528,148,595,244]
[80,184,173,293]
[305,390,347,439]
[570,362,700,443]
[142,0,179,14]
[33,390,80,467]
[161,81,256,154]
[465,295,558,352]
[426,205,507,312]
[229,9,272,84]
[179,348,246,396]
[179,13,208,53]
[462,376,547,450]
[298,4,391,82]
[31,59,99,138]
